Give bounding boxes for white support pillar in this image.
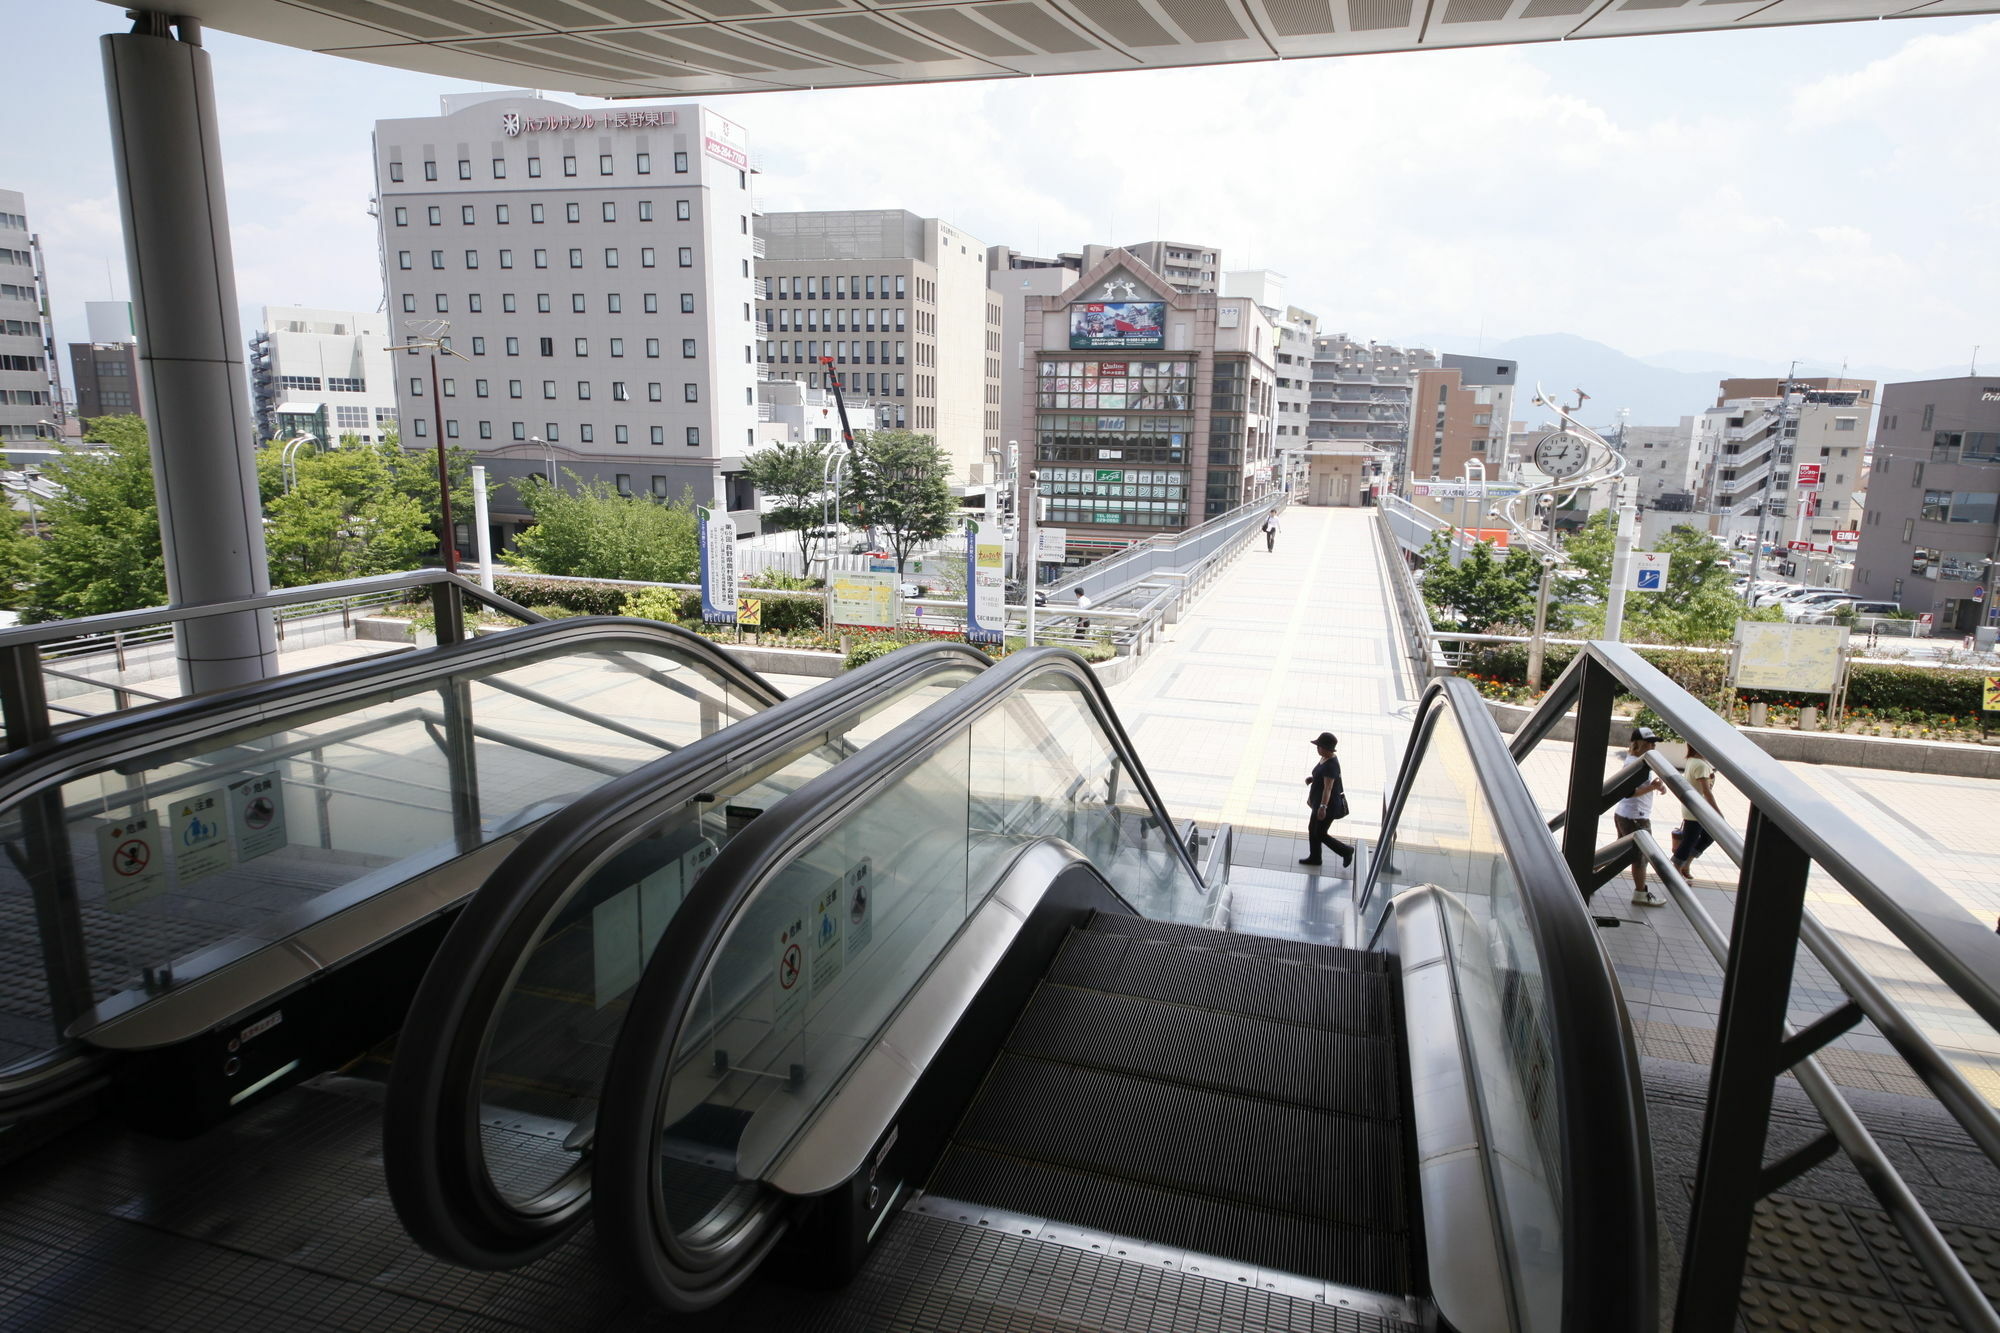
[471,465,495,591]
[103,14,277,693]
[1604,476,1638,642]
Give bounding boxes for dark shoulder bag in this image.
[1327,759,1350,820]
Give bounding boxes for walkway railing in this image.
[1515,641,2000,1333]
[1046,493,1281,603]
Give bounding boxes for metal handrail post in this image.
[1674,808,1816,1331]
[1560,656,1618,889]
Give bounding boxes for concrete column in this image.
[102,14,277,693]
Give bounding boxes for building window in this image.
[1921,404,1934,431]
[470,336,485,354]
[676,199,692,222]
[492,158,506,179]
[638,200,653,222]
[464,250,478,268]
[680,293,694,313]
[389,162,404,182]
[513,422,527,440]
[605,248,619,268]
[445,419,460,437]
[577,381,591,400]
[527,156,541,177]
[575,338,589,356]
[686,427,700,446]
[563,155,577,176]
[651,426,664,445]
[599,153,614,175]
[393,206,408,226]
[530,203,544,223]
[607,293,622,313]
[413,419,428,437]
[566,202,581,224]
[468,294,482,313]
[430,250,445,269]
[540,336,554,355]
[682,338,697,358]
[508,379,522,398]
[616,424,630,443]
[499,249,513,268]
[409,376,424,396]
[546,425,559,441]
[646,339,660,357]
[637,152,652,174]
[616,473,632,495]
[458,159,471,179]
[479,420,493,438]
[612,380,628,401]
[648,382,663,402]
[684,383,699,402]
[398,251,412,269]
[543,381,556,399]
[505,337,520,355]
[568,249,583,268]
[502,293,516,311]
[423,160,437,181]
[474,378,489,397]
[580,424,595,443]
[537,294,551,313]
[609,338,624,357]
[1836,416,1857,431]
[534,249,548,268]
[460,204,474,225]
[674,152,689,173]
[675,247,691,267]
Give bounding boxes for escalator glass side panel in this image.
[471,662,981,1214]
[0,627,767,1076]
[1378,701,1562,1331]
[594,650,1203,1308]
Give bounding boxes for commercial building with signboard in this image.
[1016,250,1274,558]
[1700,377,1873,552]
[373,92,759,548]
[755,209,1001,487]
[1852,376,2000,634]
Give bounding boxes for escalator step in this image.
[1008,983,1400,1120]
[1086,913,1390,973]
[929,1144,1412,1294]
[957,1055,1407,1234]
[1049,931,1391,1035]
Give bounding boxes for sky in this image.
[9,4,1999,379]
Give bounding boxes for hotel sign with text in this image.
[502,109,676,136]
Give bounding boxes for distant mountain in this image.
[1486,333,1727,430]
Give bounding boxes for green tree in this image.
[22,415,166,621]
[507,472,699,583]
[254,438,436,586]
[741,439,832,568]
[1416,529,1545,633]
[383,434,483,561]
[846,429,955,576]
[1557,511,1776,643]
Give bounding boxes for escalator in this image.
[0,617,984,1136]
[396,655,1652,1330]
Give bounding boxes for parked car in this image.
[1750,583,1808,607]
[1783,591,1858,622]
[1801,598,1899,625]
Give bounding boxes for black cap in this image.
[1311,732,1338,748]
[1633,727,1658,742]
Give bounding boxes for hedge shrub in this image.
[494,574,630,616]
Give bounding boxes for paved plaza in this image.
[1105,503,2000,1107]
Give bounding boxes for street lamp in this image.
[530,435,553,487]
[20,466,41,537]
[386,320,472,573]
[279,433,319,493]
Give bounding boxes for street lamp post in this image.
[530,435,553,487]
[387,321,471,574]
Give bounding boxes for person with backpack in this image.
[1299,731,1354,870]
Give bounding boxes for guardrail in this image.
[1517,642,2000,1333]
[1046,493,1281,603]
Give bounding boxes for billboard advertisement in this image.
[1070,302,1165,350]
[697,506,737,625]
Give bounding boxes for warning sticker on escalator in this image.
[172,788,235,885]
[228,772,286,862]
[812,881,844,992]
[97,813,166,911]
[774,916,806,1027]
[846,859,873,955]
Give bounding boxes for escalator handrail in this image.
[0,617,783,1113]
[1357,683,1451,920]
[1388,675,1656,1331]
[0,617,782,812]
[591,646,1199,1305]
[381,640,995,1270]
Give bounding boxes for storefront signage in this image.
[501,109,674,136]
[1796,464,1823,486]
[1070,302,1165,350]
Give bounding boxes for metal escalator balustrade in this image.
[381,641,993,1270]
[0,616,780,1127]
[1361,675,1656,1333]
[1514,641,2000,1333]
[589,646,1206,1310]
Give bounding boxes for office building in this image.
[69,341,143,430]
[373,92,760,538]
[1620,420,1701,511]
[1306,334,1437,493]
[248,307,399,446]
[0,190,60,444]
[1018,248,1274,557]
[990,247,1085,470]
[1852,376,2000,633]
[756,209,1001,485]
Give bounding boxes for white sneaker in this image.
[1631,890,1667,908]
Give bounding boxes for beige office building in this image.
[757,210,1001,484]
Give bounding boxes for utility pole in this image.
[1743,363,1798,603]
[387,320,471,574]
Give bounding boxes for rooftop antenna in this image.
[1974,346,1982,376]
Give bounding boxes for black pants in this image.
[1305,813,1353,862]
[1265,530,1275,550]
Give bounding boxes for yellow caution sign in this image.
[737,597,762,628]
[1984,676,2000,712]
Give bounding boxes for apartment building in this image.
[1620,420,1701,511]
[756,210,1001,484]
[1090,241,1221,295]
[373,92,760,533]
[1018,249,1274,557]
[1702,377,1873,547]
[0,190,60,445]
[1852,376,2000,633]
[249,307,399,446]
[1306,334,1438,493]
[1222,271,1317,458]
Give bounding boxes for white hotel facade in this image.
[373,92,762,539]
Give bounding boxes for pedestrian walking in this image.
[1669,740,1721,881]
[1299,731,1354,871]
[1263,511,1280,552]
[1613,728,1668,907]
[1072,587,1092,637]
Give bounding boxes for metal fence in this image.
[1047,495,1282,604]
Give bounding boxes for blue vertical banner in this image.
[697,505,738,625]
[965,519,1004,646]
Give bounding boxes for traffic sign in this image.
[1976,587,1987,603]
[1629,551,1670,592]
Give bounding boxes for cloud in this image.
[1790,17,2000,126]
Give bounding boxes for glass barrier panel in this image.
[648,671,1204,1252]
[1381,704,1564,1333]
[0,637,751,1074]
[473,667,977,1208]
